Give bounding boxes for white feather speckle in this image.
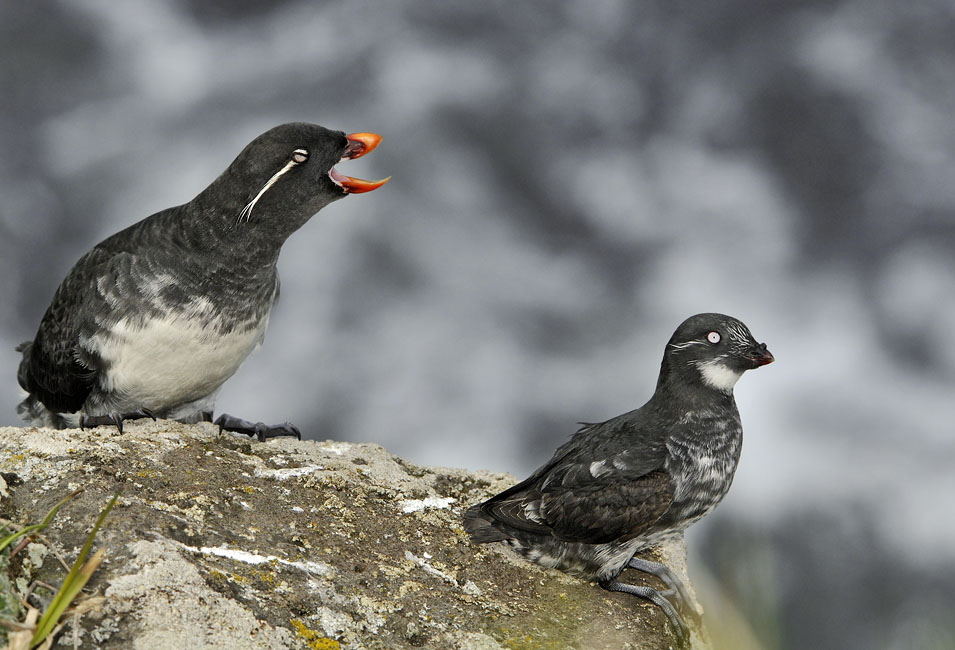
[612,455,630,470]
[589,460,611,477]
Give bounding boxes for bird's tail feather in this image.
[15,340,74,429]
[462,505,510,543]
[17,393,71,429]
[15,340,32,392]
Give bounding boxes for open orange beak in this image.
[330,132,390,194]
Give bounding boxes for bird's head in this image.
[659,312,774,394]
[206,122,389,241]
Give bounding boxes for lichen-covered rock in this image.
[0,422,710,649]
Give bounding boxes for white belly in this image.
[90,310,268,410]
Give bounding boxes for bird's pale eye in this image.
[707,331,721,344]
[292,149,309,164]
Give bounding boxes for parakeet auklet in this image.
[464,313,773,646]
[17,122,389,440]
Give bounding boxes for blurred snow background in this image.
[2,1,954,648]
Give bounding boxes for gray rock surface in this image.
[0,422,710,649]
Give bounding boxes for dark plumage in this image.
[463,313,773,646]
[17,122,388,438]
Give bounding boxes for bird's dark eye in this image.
[706,331,721,344]
[292,149,309,164]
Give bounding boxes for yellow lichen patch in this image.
[289,618,341,650]
[397,580,424,597]
[379,563,409,579]
[248,567,277,586]
[305,473,348,491]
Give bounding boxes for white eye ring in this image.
[292,149,309,164]
[707,331,721,344]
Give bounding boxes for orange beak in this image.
[331,132,390,194]
[343,132,383,159]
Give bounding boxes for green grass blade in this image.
[0,490,82,554]
[29,493,118,648]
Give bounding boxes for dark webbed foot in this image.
[79,408,157,434]
[601,578,690,649]
[213,414,301,442]
[626,556,700,623]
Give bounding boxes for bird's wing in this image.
[22,246,133,413]
[477,410,675,544]
[541,468,674,544]
[483,459,675,545]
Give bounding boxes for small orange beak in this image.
[343,132,383,159]
[333,132,390,193]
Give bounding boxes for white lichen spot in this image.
[399,496,455,513]
[405,550,457,585]
[462,580,482,596]
[174,540,333,576]
[317,442,351,456]
[253,464,324,481]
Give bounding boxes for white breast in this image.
[89,307,269,411]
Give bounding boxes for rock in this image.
[0,422,711,649]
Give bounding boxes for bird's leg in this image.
[626,556,699,622]
[601,579,690,649]
[79,408,157,434]
[213,414,301,442]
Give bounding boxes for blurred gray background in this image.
[2,1,954,648]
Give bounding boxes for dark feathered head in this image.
[658,312,773,394]
[198,122,388,242]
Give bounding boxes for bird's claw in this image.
[79,408,158,434]
[626,555,700,623]
[601,579,691,649]
[213,414,301,441]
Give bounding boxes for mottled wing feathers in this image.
[18,246,118,413]
[545,469,673,543]
[464,412,677,546]
[481,464,674,545]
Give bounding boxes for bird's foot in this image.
[213,414,301,442]
[601,579,690,649]
[626,556,701,624]
[79,408,157,434]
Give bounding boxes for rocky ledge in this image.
[0,422,709,649]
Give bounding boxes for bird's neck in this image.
[653,371,738,413]
[148,203,283,293]
[180,190,290,264]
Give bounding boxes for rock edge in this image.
[0,422,710,649]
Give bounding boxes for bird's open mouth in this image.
[329,132,390,194]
